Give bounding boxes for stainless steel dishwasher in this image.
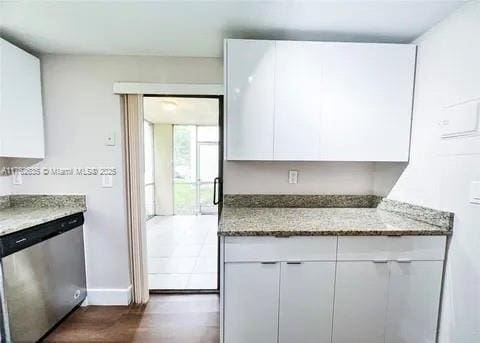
[0,213,87,342]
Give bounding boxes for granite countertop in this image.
[0,195,87,236]
[218,195,453,237]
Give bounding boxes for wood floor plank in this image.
[42,294,220,342]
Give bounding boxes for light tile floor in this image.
[147,215,218,290]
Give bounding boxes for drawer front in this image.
[224,236,337,262]
[337,236,446,261]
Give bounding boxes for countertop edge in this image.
[217,229,451,237]
[0,206,87,237]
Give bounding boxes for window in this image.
[173,125,219,215]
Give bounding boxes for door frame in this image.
[144,94,224,294]
[115,83,224,297]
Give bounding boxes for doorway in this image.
[143,95,223,292]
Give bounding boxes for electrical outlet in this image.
[102,174,113,188]
[288,170,298,184]
[12,171,22,185]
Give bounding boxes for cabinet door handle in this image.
[372,259,388,263]
[286,261,302,265]
[397,258,412,263]
[260,261,277,265]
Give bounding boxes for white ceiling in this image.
[0,1,465,57]
[144,97,219,125]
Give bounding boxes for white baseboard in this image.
[84,285,132,306]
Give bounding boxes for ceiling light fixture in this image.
[161,100,177,111]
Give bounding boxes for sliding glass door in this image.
[173,125,219,215]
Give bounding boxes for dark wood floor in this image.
[43,294,220,343]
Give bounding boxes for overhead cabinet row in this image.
[225,39,416,161]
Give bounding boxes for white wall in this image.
[224,161,379,195]
[12,55,222,304]
[154,124,174,215]
[388,2,480,341]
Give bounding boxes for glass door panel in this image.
[173,126,197,215]
[199,143,218,182]
[198,143,218,214]
[173,125,219,215]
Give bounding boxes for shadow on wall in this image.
[373,162,408,197]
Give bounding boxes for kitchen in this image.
[0,1,479,342]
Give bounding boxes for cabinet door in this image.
[226,39,275,160]
[0,38,44,158]
[274,41,323,160]
[224,262,280,343]
[332,261,390,343]
[320,43,416,161]
[385,261,443,343]
[278,261,335,343]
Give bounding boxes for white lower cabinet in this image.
[385,261,443,343]
[278,261,335,343]
[332,261,390,343]
[332,260,443,343]
[224,261,335,343]
[222,236,445,343]
[224,262,280,343]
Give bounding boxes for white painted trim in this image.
[113,82,224,95]
[85,285,132,306]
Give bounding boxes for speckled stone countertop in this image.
[219,195,453,237]
[0,195,87,236]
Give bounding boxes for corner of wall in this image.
[372,162,408,197]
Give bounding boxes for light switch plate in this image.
[102,174,113,188]
[12,171,22,185]
[105,132,116,146]
[288,170,298,184]
[470,181,480,205]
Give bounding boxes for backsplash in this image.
[0,194,86,209]
[223,194,382,208]
[0,196,10,210]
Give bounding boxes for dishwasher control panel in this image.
[0,212,84,258]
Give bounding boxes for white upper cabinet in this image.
[225,39,275,160]
[274,41,323,160]
[320,43,416,161]
[0,38,45,159]
[224,39,416,161]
